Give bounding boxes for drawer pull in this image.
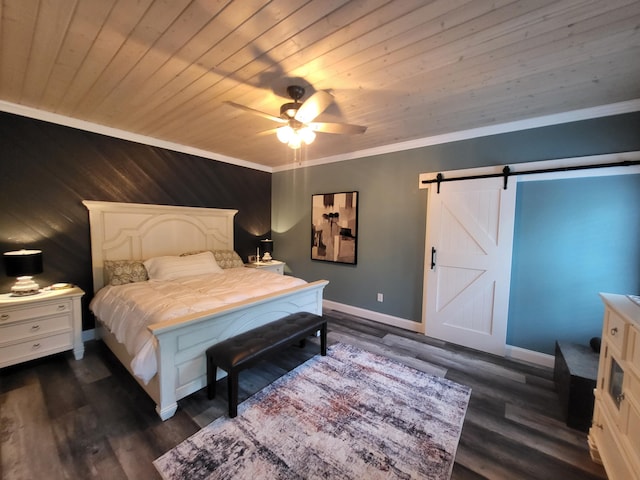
[57,304,66,310]
[31,324,41,331]
[593,423,603,430]
[610,327,618,336]
[1,313,9,320]
[32,343,41,349]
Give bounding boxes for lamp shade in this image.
[4,250,43,277]
[260,239,273,254]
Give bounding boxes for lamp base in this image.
[261,252,272,262]
[11,276,41,296]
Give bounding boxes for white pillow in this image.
[143,251,223,281]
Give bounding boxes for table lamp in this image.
[261,239,273,262]
[4,249,43,296]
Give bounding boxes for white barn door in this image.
[422,176,516,355]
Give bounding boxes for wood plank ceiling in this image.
[1,0,639,169]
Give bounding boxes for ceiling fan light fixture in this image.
[298,126,316,145]
[276,125,315,149]
[288,135,302,149]
[276,125,294,143]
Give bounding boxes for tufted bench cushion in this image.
[206,312,327,417]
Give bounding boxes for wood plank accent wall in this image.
[0,112,271,329]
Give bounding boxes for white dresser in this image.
[0,287,84,367]
[589,293,640,480]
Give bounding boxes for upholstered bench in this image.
[206,312,327,417]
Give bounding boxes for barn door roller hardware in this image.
[423,160,640,193]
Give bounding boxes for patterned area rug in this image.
[154,343,471,479]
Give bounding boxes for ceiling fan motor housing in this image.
[286,85,305,101]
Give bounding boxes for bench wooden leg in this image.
[228,369,239,418]
[207,357,217,400]
[320,322,327,356]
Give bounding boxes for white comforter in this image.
[90,267,306,383]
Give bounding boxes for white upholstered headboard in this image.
[83,201,237,293]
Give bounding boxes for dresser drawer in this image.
[624,367,640,411]
[627,326,640,379]
[593,402,637,480]
[0,331,73,368]
[0,313,71,345]
[0,299,71,323]
[622,399,640,476]
[270,264,284,275]
[605,309,627,356]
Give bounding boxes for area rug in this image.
[154,343,471,479]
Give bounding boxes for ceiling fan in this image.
[225,85,367,149]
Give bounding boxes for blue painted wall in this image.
[508,174,640,354]
[273,112,640,355]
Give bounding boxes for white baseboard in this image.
[323,300,424,333]
[505,344,555,368]
[323,300,555,368]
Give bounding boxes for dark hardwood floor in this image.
[1,309,606,479]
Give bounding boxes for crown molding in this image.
[3,98,639,175]
[0,101,271,173]
[274,98,640,172]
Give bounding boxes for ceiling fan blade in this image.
[308,122,367,135]
[295,90,333,123]
[224,101,286,124]
[256,128,279,137]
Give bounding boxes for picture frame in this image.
[311,191,358,265]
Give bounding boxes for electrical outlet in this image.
[377,293,383,302]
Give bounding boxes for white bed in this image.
[83,200,328,420]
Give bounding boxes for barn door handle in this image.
[431,247,436,270]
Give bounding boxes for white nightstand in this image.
[0,286,85,368]
[244,260,285,275]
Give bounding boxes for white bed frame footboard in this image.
[83,201,328,420]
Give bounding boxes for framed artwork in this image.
[311,191,358,265]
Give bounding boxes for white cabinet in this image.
[589,293,640,480]
[0,287,84,367]
[244,260,285,275]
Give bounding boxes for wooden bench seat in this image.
[206,312,327,417]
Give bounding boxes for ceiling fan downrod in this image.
[280,85,306,120]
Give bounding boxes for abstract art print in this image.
[311,191,358,264]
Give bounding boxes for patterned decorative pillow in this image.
[104,260,148,286]
[180,249,245,269]
[211,249,245,269]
